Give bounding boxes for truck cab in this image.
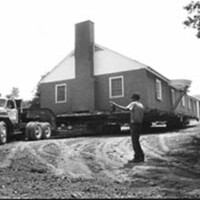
[0,98,19,124]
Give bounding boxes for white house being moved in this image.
[39,20,199,129]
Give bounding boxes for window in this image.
[109,76,124,98]
[0,99,6,107]
[191,100,196,111]
[181,95,186,107]
[191,100,194,111]
[7,100,15,109]
[187,97,191,110]
[171,89,175,105]
[194,100,197,111]
[188,99,192,110]
[55,84,67,103]
[155,79,162,101]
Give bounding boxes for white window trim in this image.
[156,79,162,101]
[55,83,67,103]
[109,76,124,99]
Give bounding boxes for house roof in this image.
[169,79,192,91]
[40,44,174,85]
[40,50,75,84]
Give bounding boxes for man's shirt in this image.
[126,101,144,123]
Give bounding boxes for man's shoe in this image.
[139,157,145,162]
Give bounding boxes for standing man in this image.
[110,92,145,163]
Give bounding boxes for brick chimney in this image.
[75,20,94,77]
[72,20,95,112]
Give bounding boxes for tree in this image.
[30,72,49,108]
[30,82,41,108]
[183,1,200,38]
[6,87,20,99]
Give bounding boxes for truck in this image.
[0,97,57,145]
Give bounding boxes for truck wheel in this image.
[25,122,35,140]
[30,122,42,140]
[41,122,52,139]
[0,121,7,145]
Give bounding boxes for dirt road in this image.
[0,122,200,198]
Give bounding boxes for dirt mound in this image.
[0,123,200,198]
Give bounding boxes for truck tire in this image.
[41,122,52,139]
[30,122,42,140]
[25,122,35,140]
[0,121,7,145]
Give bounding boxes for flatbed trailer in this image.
[56,106,199,135]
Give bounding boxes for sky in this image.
[0,0,199,100]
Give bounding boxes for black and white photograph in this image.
[0,0,200,199]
